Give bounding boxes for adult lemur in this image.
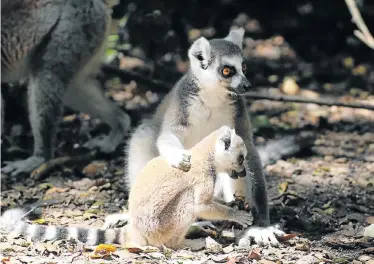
[105,28,285,246]
[1,0,130,176]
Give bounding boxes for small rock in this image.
[205,236,222,253]
[358,255,371,262]
[295,255,318,264]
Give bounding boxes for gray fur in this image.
[121,28,284,246]
[1,0,131,176]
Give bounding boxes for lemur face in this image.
[188,28,251,96]
[215,126,248,179]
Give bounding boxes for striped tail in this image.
[0,209,127,245]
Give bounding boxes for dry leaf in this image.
[276,233,302,242]
[281,77,300,95]
[226,257,237,264]
[278,182,288,194]
[90,244,116,259]
[94,244,116,255]
[31,219,47,225]
[295,242,310,251]
[1,257,10,264]
[45,187,68,196]
[248,248,261,260]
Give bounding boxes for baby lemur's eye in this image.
[238,154,244,165]
[221,65,236,78]
[242,63,247,73]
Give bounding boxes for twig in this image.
[271,192,307,201]
[101,66,374,111]
[345,0,374,49]
[244,92,374,111]
[31,151,97,180]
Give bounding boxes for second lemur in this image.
[1,126,252,250]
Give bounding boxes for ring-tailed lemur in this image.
[1,0,131,176]
[104,27,285,247]
[1,126,252,250]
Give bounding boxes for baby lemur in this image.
[1,126,252,250]
[105,27,284,247]
[1,0,130,176]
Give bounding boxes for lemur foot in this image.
[84,116,130,153]
[102,213,130,229]
[237,224,285,247]
[231,210,253,227]
[166,150,191,172]
[2,156,45,176]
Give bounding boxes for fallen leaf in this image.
[276,233,302,242]
[89,244,117,259]
[1,257,10,264]
[281,77,300,95]
[248,248,261,260]
[45,187,68,196]
[226,257,237,264]
[31,219,47,225]
[278,182,288,194]
[94,244,116,255]
[82,162,107,178]
[295,242,310,251]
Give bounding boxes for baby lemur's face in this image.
[188,28,251,96]
[214,126,248,179]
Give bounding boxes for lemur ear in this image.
[224,27,245,48]
[219,126,232,150]
[188,37,211,70]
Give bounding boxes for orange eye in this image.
[222,67,231,76]
[242,63,246,73]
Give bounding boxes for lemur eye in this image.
[242,63,247,73]
[221,65,236,78]
[238,154,244,165]
[222,67,231,76]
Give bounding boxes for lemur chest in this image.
[183,101,235,149]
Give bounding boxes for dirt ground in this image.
[1,1,374,263]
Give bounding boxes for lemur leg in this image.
[2,72,65,176]
[63,78,131,153]
[238,143,285,247]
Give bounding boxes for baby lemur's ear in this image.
[224,27,245,48]
[218,126,234,150]
[188,37,211,70]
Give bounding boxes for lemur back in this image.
[1,126,252,250]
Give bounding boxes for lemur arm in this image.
[196,202,253,227]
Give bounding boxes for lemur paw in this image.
[2,156,45,176]
[102,213,130,229]
[232,210,253,227]
[238,225,285,247]
[166,150,191,172]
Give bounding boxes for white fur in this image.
[67,227,79,240]
[44,226,57,240]
[238,225,285,247]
